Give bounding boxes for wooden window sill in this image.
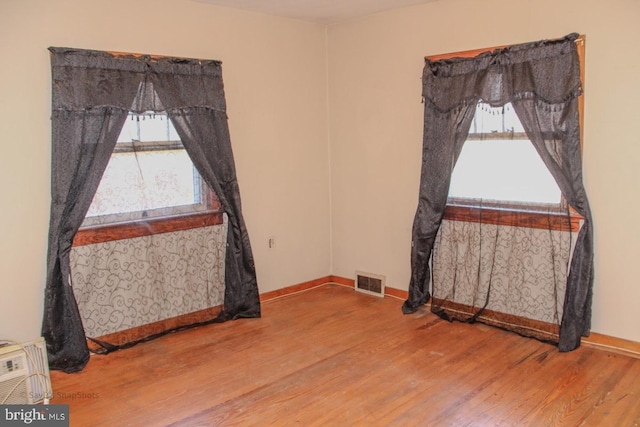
[443,205,582,232]
[73,211,224,246]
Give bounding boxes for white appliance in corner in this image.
[0,337,52,404]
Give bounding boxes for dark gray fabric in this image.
[512,95,593,350]
[404,104,476,312]
[44,48,260,372]
[404,33,594,351]
[150,68,260,318]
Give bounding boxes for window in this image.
[74,112,222,246]
[448,102,562,210]
[437,37,585,232]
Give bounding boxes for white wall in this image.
[2,0,639,346]
[0,0,331,342]
[327,0,640,342]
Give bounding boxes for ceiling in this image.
[192,0,439,25]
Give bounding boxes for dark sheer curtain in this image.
[44,48,260,372]
[403,33,594,351]
[144,58,260,320]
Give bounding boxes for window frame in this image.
[427,35,586,232]
[73,117,223,247]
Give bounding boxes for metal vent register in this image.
[355,271,385,297]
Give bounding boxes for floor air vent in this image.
[355,271,385,298]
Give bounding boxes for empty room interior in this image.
[1,0,639,425]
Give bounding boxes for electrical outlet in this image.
[268,236,276,249]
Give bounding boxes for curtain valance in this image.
[422,33,582,112]
[49,47,226,113]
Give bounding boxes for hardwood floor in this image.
[50,284,640,426]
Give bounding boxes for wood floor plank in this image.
[49,284,640,426]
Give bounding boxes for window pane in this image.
[138,115,169,142]
[116,113,178,143]
[117,117,140,143]
[86,150,200,218]
[469,103,525,134]
[449,102,561,206]
[168,119,180,141]
[84,113,207,227]
[449,139,561,204]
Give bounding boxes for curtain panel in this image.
[70,223,228,338]
[432,218,573,343]
[404,33,594,351]
[44,47,260,372]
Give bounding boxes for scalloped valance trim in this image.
[422,33,582,113]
